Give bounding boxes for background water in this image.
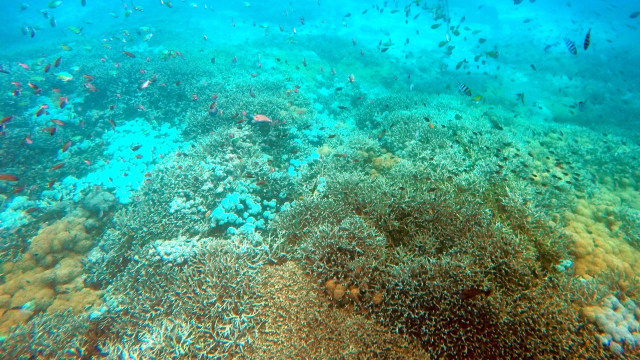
[0,0,639,358]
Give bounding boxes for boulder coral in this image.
[0,213,102,335]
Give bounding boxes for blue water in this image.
[0,0,639,358]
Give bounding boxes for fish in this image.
[0,174,19,182]
[51,163,65,170]
[59,96,68,109]
[67,26,83,34]
[431,24,441,29]
[460,287,492,300]
[564,38,577,55]
[82,0,86,6]
[61,140,72,152]
[18,62,29,70]
[1,115,13,124]
[50,17,57,27]
[51,119,66,126]
[457,81,472,96]
[131,144,142,151]
[49,0,63,8]
[60,44,72,51]
[530,64,537,71]
[56,72,73,82]
[140,79,150,89]
[54,56,62,67]
[513,0,524,4]
[44,64,51,73]
[583,28,591,50]
[107,118,116,130]
[122,51,136,58]
[631,11,640,19]
[253,114,272,122]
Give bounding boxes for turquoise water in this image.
[1,1,639,358]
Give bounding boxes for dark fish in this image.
[362,9,367,14]
[457,81,472,96]
[82,0,87,6]
[29,27,36,38]
[343,13,351,18]
[338,105,348,110]
[50,17,56,27]
[530,64,536,71]
[583,28,591,50]
[514,0,524,4]
[381,47,389,52]
[44,64,51,73]
[122,51,136,58]
[630,11,640,19]
[0,66,10,74]
[54,56,61,67]
[460,287,492,300]
[564,38,577,55]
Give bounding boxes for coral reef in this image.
[0,211,102,336]
[272,163,608,359]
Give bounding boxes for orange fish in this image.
[83,74,94,81]
[253,114,272,122]
[61,140,72,152]
[24,135,33,144]
[107,118,116,131]
[51,163,65,170]
[1,115,13,124]
[18,62,29,70]
[51,119,66,126]
[85,83,97,92]
[28,82,39,90]
[0,174,18,181]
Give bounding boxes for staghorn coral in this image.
[271,163,612,359]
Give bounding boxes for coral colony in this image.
[1,1,640,359]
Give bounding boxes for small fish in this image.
[67,26,83,35]
[583,28,591,50]
[457,81,472,96]
[82,0,86,6]
[381,47,389,52]
[51,119,66,126]
[61,140,72,152]
[60,44,72,51]
[51,162,65,170]
[44,64,51,73]
[131,144,142,151]
[431,23,442,29]
[630,11,640,19]
[530,64,537,71]
[1,115,13,124]
[377,129,386,140]
[107,118,116,130]
[50,17,57,27]
[516,92,525,105]
[460,287,492,300]
[49,0,63,8]
[54,56,62,67]
[564,38,577,55]
[253,114,272,122]
[0,174,19,182]
[122,51,136,58]
[59,96,68,109]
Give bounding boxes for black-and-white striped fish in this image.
[583,28,591,50]
[457,81,472,96]
[564,38,577,55]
